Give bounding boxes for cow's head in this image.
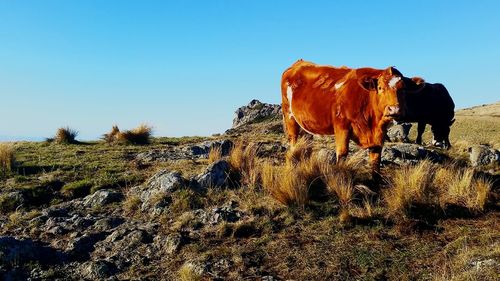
[431,119,455,149]
[359,67,405,122]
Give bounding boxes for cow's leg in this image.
[444,135,452,149]
[283,113,300,146]
[368,146,382,178]
[416,122,426,145]
[334,126,350,163]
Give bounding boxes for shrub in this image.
[384,160,436,219]
[53,127,79,144]
[103,124,152,145]
[61,180,92,198]
[285,137,312,165]
[102,125,121,143]
[434,165,491,212]
[261,159,316,208]
[228,142,260,187]
[0,143,15,175]
[322,150,367,223]
[208,145,222,164]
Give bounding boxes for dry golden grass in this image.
[53,127,79,144]
[228,142,260,187]
[178,263,202,281]
[385,161,492,219]
[261,161,309,207]
[207,146,222,164]
[102,125,121,143]
[123,193,141,215]
[434,165,491,211]
[384,160,436,219]
[103,124,153,145]
[0,143,15,175]
[322,151,370,222]
[262,148,328,207]
[286,137,313,165]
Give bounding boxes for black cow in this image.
[399,77,455,149]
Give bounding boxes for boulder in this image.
[232,99,282,128]
[146,170,186,193]
[468,145,500,166]
[193,160,231,189]
[387,122,412,143]
[82,189,123,208]
[133,170,187,215]
[382,143,445,164]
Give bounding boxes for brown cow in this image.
[281,59,405,174]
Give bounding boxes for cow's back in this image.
[281,62,352,135]
[403,83,455,124]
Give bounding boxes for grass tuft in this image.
[103,124,152,145]
[208,145,222,164]
[102,125,121,144]
[285,137,312,165]
[178,262,202,281]
[53,127,79,144]
[228,142,260,187]
[434,165,491,212]
[61,179,92,198]
[0,143,15,175]
[384,160,436,219]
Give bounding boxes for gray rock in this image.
[146,170,186,193]
[83,260,117,279]
[135,148,179,162]
[192,201,243,226]
[67,232,108,261]
[132,170,187,215]
[82,189,123,208]
[194,160,231,189]
[232,99,282,128]
[184,139,234,157]
[161,233,189,254]
[387,122,412,143]
[0,191,25,212]
[181,260,206,276]
[468,145,500,166]
[470,258,498,270]
[382,143,444,164]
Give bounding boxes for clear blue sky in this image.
[1,1,499,140]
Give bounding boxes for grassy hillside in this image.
[0,104,498,280]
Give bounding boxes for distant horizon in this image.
[2,1,500,140]
[1,99,498,142]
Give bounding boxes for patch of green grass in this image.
[61,179,92,198]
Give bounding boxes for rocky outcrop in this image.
[182,139,234,156]
[382,143,445,164]
[135,139,233,163]
[468,145,500,166]
[232,99,281,128]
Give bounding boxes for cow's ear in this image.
[359,77,377,91]
[411,77,425,85]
